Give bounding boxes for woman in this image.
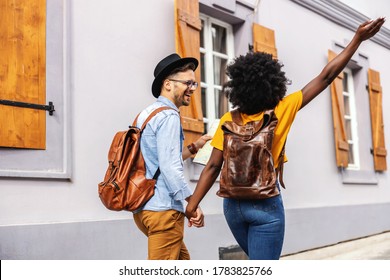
[186,17,385,260]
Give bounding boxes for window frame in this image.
[342,68,360,170]
[200,14,234,132]
[330,43,379,184]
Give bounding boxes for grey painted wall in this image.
[2,203,390,259]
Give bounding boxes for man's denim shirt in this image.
[134,96,192,213]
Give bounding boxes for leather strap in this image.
[152,168,161,180]
[230,109,243,125]
[132,106,176,180]
[276,142,286,189]
[132,106,175,130]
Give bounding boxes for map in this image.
[193,119,220,165]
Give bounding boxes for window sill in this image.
[341,169,378,185]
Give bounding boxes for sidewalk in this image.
[281,231,390,260]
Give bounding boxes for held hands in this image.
[355,17,386,42]
[187,206,204,228]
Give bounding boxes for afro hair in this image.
[224,52,288,115]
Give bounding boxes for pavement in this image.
[281,231,390,260]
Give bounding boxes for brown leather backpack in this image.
[218,108,285,200]
[98,106,172,211]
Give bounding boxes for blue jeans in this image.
[223,194,285,260]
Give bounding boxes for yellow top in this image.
[211,90,303,168]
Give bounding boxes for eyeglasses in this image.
[169,79,199,89]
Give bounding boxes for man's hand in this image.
[187,206,204,228]
[194,134,213,151]
[182,134,212,161]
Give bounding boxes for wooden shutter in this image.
[0,0,46,149]
[328,50,349,168]
[175,0,204,146]
[253,23,277,58]
[368,69,387,171]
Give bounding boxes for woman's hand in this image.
[187,206,204,228]
[355,17,386,42]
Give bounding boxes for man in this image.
[133,53,209,260]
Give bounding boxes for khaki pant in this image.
[133,210,190,260]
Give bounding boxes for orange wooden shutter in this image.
[0,0,46,149]
[175,0,204,146]
[253,23,277,58]
[368,68,387,171]
[328,50,349,168]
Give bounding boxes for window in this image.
[174,0,256,148]
[342,69,360,169]
[329,48,387,184]
[0,0,72,178]
[200,15,234,133]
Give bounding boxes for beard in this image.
[175,90,192,107]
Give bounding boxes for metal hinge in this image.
[0,99,55,115]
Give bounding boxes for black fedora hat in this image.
[151,53,198,98]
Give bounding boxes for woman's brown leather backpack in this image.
[218,109,285,200]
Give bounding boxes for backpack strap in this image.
[132,106,175,180]
[132,106,174,130]
[152,168,161,180]
[276,141,286,189]
[230,109,243,125]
